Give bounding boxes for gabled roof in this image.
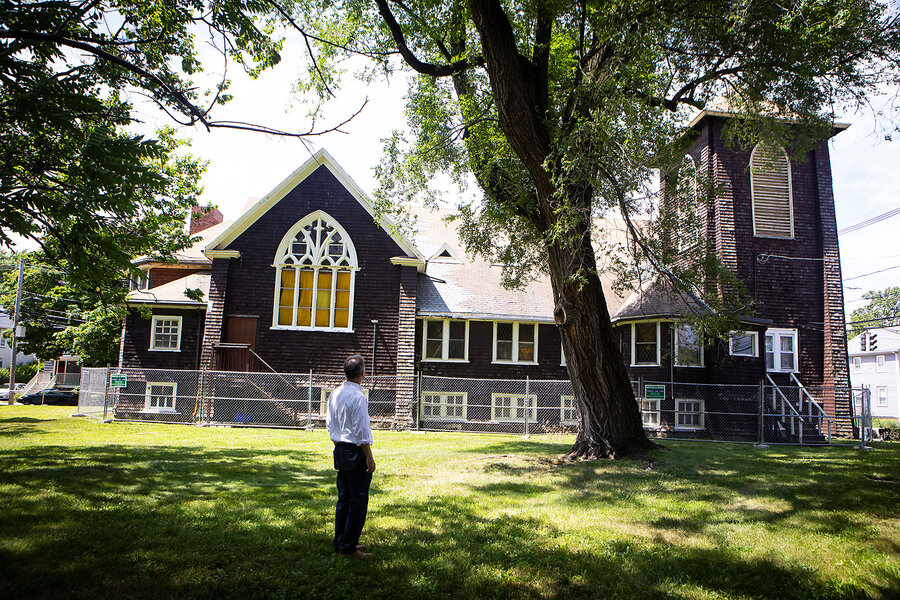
[134,220,232,268]
[126,271,211,307]
[204,148,425,260]
[847,326,900,356]
[612,276,708,323]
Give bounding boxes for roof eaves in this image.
[205,148,426,260]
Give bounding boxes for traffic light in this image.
[869,332,878,351]
[860,332,868,352]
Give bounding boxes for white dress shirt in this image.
[326,381,373,446]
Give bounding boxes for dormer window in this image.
[750,142,793,238]
[272,211,357,331]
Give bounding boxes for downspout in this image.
[370,319,378,378]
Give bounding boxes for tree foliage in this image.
[271,0,900,458]
[850,286,900,337]
[0,251,127,366]
[1,0,294,287]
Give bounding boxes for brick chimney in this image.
[189,206,224,235]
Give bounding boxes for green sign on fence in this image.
[110,374,127,388]
[644,384,665,400]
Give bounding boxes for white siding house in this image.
[847,327,900,419]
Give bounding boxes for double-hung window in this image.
[639,397,661,428]
[491,393,537,422]
[145,382,177,412]
[674,323,703,367]
[852,357,862,374]
[876,387,888,408]
[729,331,758,357]
[560,395,577,425]
[493,322,538,364]
[765,328,798,372]
[876,355,886,373]
[150,316,182,351]
[632,322,660,365]
[273,211,357,331]
[422,319,468,361]
[675,398,704,430]
[421,392,467,420]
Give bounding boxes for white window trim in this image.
[675,398,705,430]
[492,322,539,365]
[876,354,886,373]
[560,395,577,425]
[491,393,538,422]
[631,321,661,366]
[765,328,799,373]
[320,386,369,416]
[421,319,469,363]
[674,323,704,367]
[420,392,467,421]
[750,142,794,239]
[852,356,862,374]
[270,210,358,333]
[144,381,177,413]
[639,397,661,428]
[729,331,758,357]
[149,315,183,352]
[876,386,888,407]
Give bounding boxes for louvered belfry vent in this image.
[750,143,793,238]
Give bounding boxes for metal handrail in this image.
[766,374,806,444]
[789,373,833,443]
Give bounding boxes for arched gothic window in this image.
[750,142,793,238]
[273,211,357,330]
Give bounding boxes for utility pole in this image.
[7,258,24,405]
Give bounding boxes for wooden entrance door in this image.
[223,315,259,371]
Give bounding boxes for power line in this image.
[838,206,900,235]
[843,264,900,281]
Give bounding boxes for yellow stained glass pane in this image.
[316,271,332,310]
[278,308,293,325]
[278,268,296,325]
[297,308,312,327]
[336,271,351,291]
[316,308,330,327]
[298,270,314,306]
[335,290,350,310]
[334,309,349,328]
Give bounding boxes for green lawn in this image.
[1,406,898,600]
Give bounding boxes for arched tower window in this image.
[750,142,793,238]
[676,154,702,250]
[273,211,358,330]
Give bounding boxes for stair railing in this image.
[766,374,806,445]
[789,373,833,444]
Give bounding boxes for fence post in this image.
[756,380,766,448]
[102,365,111,422]
[523,376,530,438]
[307,369,313,429]
[415,372,422,431]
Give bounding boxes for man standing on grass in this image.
[326,354,375,558]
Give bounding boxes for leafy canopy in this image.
[850,286,900,337]
[279,0,900,315]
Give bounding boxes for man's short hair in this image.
[344,354,365,380]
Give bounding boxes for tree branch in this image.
[374,0,483,77]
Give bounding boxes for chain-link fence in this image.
[78,367,411,429]
[78,368,873,445]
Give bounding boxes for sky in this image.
[133,44,900,320]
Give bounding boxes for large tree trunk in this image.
[548,219,655,460]
[468,0,654,459]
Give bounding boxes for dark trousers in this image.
[333,442,372,554]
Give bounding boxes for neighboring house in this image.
[0,307,36,370]
[119,107,851,439]
[847,328,900,419]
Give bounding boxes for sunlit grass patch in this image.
[0,405,898,599]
